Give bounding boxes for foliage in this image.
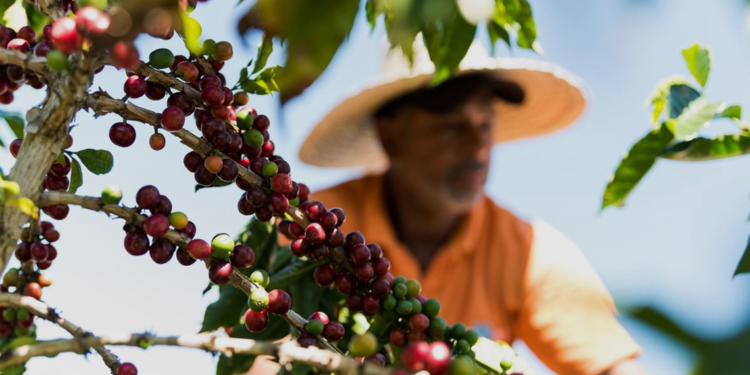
[238,0,540,103]
[602,43,750,276]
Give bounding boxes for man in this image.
[295,40,646,375]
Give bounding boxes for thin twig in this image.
[35,192,338,353]
[0,294,120,374]
[0,49,46,76]
[0,332,389,375]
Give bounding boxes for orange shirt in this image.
[311,174,641,375]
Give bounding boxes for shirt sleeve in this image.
[515,221,641,375]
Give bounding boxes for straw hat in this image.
[299,37,587,170]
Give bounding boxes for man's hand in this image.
[603,358,649,375]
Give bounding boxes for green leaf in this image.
[0,0,16,25]
[667,84,702,119]
[2,0,24,30]
[202,282,214,296]
[659,135,750,161]
[67,157,82,194]
[238,0,359,103]
[0,364,26,375]
[651,98,666,125]
[602,124,675,209]
[290,363,313,375]
[241,78,272,95]
[426,13,477,85]
[238,67,249,85]
[200,284,247,333]
[214,311,291,375]
[365,0,383,30]
[716,105,742,120]
[74,149,113,175]
[6,336,34,349]
[0,109,24,139]
[194,178,232,192]
[178,11,203,55]
[629,306,701,349]
[290,273,324,320]
[252,34,273,74]
[513,0,541,53]
[682,43,711,88]
[22,1,47,35]
[267,258,322,290]
[667,97,723,140]
[735,238,750,277]
[217,353,256,375]
[270,245,293,273]
[236,218,277,272]
[487,21,511,54]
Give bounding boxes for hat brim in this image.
[299,58,588,170]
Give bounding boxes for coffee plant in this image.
[602,43,750,278]
[0,0,540,374]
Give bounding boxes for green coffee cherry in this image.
[243,129,264,148]
[449,356,475,375]
[211,234,234,260]
[429,317,447,337]
[348,332,378,357]
[16,309,29,322]
[149,48,175,69]
[409,298,422,314]
[423,298,440,318]
[449,323,466,339]
[396,300,413,315]
[262,162,278,177]
[250,269,270,288]
[393,283,407,299]
[305,319,324,335]
[236,108,255,130]
[463,329,479,346]
[405,279,421,298]
[456,339,471,354]
[2,308,16,322]
[248,289,269,312]
[101,185,123,205]
[46,50,69,71]
[202,39,216,55]
[382,294,397,310]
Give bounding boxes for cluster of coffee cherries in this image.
[113,39,239,153]
[120,185,255,284]
[14,220,61,272]
[0,264,46,337]
[1,221,58,350]
[9,137,75,221]
[121,185,195,265]
[0,25,46,104]
[242,269,347,347]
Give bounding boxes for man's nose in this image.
[464,118,493,157]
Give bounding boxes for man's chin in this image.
[441,189,484,212]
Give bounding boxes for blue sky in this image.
[1,0,750,373]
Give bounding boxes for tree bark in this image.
[0,53,99,274]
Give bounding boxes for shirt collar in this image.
[361,174,486,259]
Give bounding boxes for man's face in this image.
[378,95,495,213]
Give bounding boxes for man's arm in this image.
[516,221,643,375]
[603,358,649,375]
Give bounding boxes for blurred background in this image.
[2,0,750,373]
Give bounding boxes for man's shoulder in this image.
[484,197,534,235]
